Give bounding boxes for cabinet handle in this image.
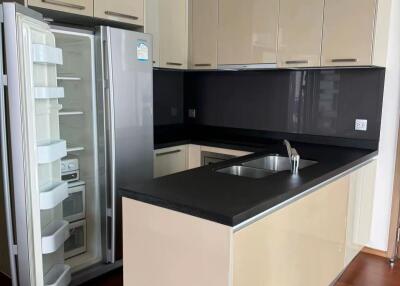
[285,60,309,65]
[104,11,139,20]
[42,0,85,10]
[166,62,183,66]
[194,63,212,67]
[156,150,182,157]
[331,58,358,63]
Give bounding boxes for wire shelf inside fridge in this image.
[32,44,63,65]
[59,110,84,116]
[57,75,82,81]
[44,264,71,286]
[34,87,65,99]
[66,146,85,153]
[37,140,67,164]
[42,220,70,255]
[40,181,69,210]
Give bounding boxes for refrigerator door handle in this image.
[0,73,18,286]
[101,32,116,264]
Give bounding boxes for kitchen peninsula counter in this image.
[121,142,377,286]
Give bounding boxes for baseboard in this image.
[362,246,388,258]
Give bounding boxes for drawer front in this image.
[154,146,187,178]
[28,0,93,17]
[94,0,144,26]
[64,219,87,259]
[63,184,86,222]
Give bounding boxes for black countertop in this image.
[121,141,377,227]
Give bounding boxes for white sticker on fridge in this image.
[137,41,149,61]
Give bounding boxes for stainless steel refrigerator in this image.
[0,3,153,286]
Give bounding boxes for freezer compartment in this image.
[53,27,103,272]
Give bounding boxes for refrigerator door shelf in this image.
[40,181,68,210]
[37,140,67,164]
[34,86,65,99]
[41,220,70,255]
[32,44,63,65]
[44,264,71,286]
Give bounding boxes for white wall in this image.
[369,0,400,251]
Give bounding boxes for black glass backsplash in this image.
[154,68,385,149]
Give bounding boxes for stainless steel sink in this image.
[242,154,318,172]
[217,165,274,179]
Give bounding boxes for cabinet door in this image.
[159,0,188,69]
[218,0,279,65]
[154,146,187,178]
[94,0,144,26]
[278,0,324,68]
[321,0,376,66]
[190,0,218,69]
[28,0,93,17]
[145,0,160,67]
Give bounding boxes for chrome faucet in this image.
[283,140,300,175]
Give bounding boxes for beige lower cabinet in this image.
[28,0,93,17]
[94,0,144,26]
[344,161,377,266]
[124,160,376,286]
[154,145,187,178]
[277,0,324,68]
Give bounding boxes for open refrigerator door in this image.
[3,3,70,286]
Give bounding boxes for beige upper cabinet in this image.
[145,0,160,67]
[189,0,218,69]
[94,0,144,26]
[159,0,188,69]
[277,0,324,68]
[28,0,93,17]
[218,0,279,66]
[321,0,376,66]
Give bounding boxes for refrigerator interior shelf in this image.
[59,110,84,116]
[42,220,70,254]
[44,264,71,286]
[37,140,67,164]
[66,146,85,153]
[32,44,63,65]
[57,76,81,81]
[40,181,68,210]
[34,87,65,99]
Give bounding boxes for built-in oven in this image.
[201,151,236,166]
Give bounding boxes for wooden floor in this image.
[1,252,399,285]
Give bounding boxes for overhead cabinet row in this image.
[147,0,391,69]
[27,0,144,26]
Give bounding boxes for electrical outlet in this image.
[355,119,368,131]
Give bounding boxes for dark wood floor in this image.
[1,252,399,285]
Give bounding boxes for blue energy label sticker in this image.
[137,41,149,61]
